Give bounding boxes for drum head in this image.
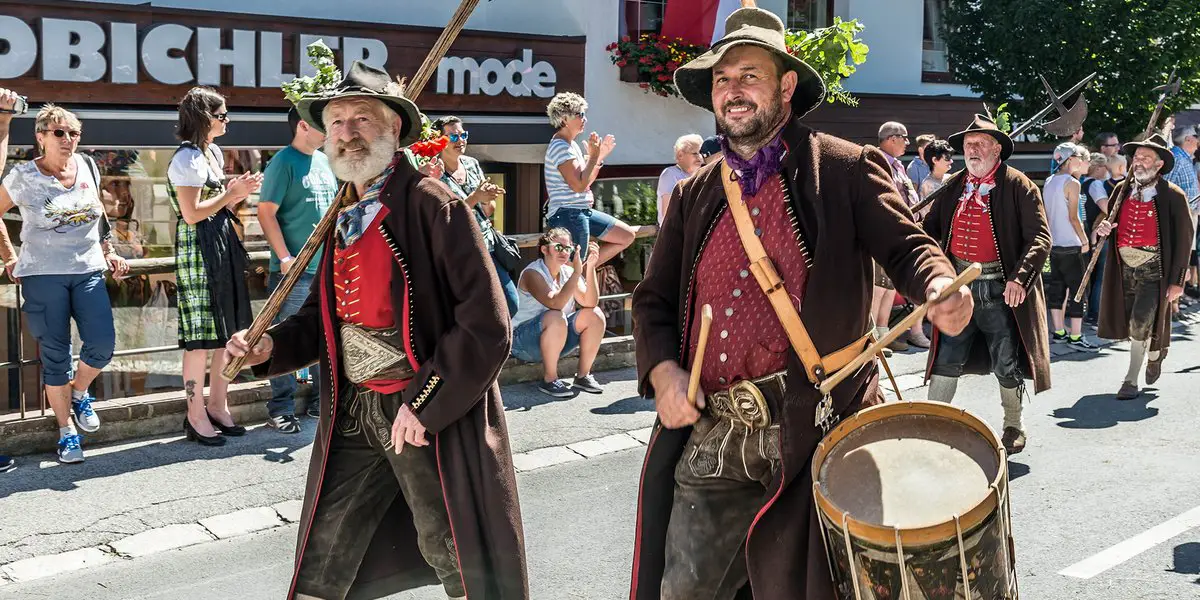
[818,413,1000,530]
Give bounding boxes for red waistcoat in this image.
[1117,193,1159,249]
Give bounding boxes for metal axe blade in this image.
[1010,72,1097,138]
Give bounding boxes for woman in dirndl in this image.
[168,86,262,446]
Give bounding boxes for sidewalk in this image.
[0,367,657,583]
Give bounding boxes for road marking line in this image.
[1059,505,1200,579]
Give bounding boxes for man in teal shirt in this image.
[258,107,337,433]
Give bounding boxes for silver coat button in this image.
[721,330,729,339]
[740,269,749,278]
[725,308,734,317]
[751,207,761,217]
[733,289,742,298]
[719,353,728,362]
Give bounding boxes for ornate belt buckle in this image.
[340,324,406,384]
[729,380,771,430]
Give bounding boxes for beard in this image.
[326,133,399,185]
[716,93,785,149]
[1132,165,1160,184]
[965,156,998,178]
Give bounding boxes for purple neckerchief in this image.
[720,132,785,197]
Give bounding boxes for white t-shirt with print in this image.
[2,154,106,278]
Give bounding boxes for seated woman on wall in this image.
[511,228,607,398]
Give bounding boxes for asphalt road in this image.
[4,322,1200,599]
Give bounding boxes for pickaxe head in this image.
[1154,77,1182,97]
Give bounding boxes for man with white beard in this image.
[1094,133,1194,400]
[921,114,1053,456]
[226,61,528,600]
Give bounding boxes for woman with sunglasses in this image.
[0,94,128,464]
[511,228,607,397]
[433,116,518,315]
[168,86,262,446]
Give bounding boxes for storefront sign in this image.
[0,2,584,112]
[0,16,387,87]
[437,49,557,98]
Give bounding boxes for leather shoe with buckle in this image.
[1145,359,1163,385]
[1001,427,1026,455]
[1116,381,1140,400]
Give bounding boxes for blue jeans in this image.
[21,272,115,386]
[267,271,321,417]
[492,254,519,317]
[546,208,618,260]
[511,311,580,364]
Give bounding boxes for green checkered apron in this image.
[167,144,224,349]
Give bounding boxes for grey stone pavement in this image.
[3,313,1200,599]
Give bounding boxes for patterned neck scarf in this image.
[1128,177,1157,203]
[720,131,786,197]
[957,161,1002,216]
[336,161,396,248]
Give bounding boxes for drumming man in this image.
[629,5,973,599]
[921,115,1053,455]
[1094,134,1193,399]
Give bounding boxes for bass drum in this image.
[811,400,1018,600]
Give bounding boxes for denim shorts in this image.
[511,311,580,363]
[546,208,618,259]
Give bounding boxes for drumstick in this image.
[818,263,981,396]
[687,304,714,406]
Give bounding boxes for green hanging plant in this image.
[281,40,342,104]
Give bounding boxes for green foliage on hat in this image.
[282,40,342,104]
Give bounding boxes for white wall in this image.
[839,0,976,98]
[580,0,716,166]
[78,0,586,37]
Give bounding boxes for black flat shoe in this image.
[184,418,226,446]
[206,412,246,436]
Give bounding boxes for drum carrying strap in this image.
[720,162,899,398]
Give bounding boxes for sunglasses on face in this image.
[212,112,229,122]
[447,131,469,143]
[44,128,81,140]
[550,242,572,253]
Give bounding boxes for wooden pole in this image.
[221,0,483,381]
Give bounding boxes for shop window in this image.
[621,0,668,38]
[787,0,835,30]
[0,144,274,413]
[922,0,954,82]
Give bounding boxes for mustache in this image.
[335,138,369,153]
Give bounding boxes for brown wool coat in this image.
[921,165,1053,393]
[1097,177,1194,354]
[630,117,955,599]
[254,157,528,600]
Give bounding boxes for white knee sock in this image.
[1127,339,1149,385]
[1000,385,1024,432]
